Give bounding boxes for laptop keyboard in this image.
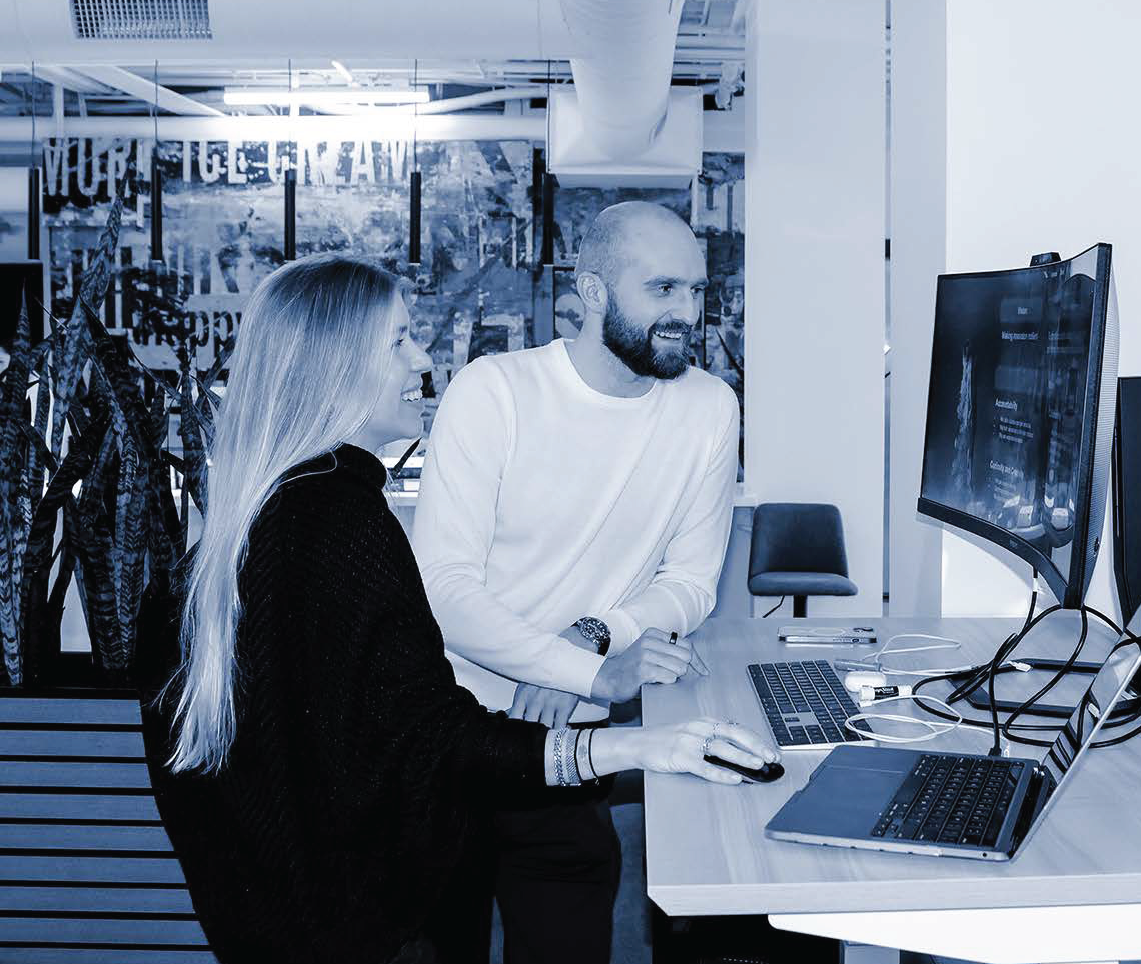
[871,754,1026,847]
[748,660,871,748]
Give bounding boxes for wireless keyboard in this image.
[748,660,872,749]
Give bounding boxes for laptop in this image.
[765,640,1141,861]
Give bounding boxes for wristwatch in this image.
[574,616,611,657]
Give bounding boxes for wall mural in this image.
[41,137,743,462]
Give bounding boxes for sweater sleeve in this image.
[246,475,550,810]
[412,360,606,697]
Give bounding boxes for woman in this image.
[138,253,777,964]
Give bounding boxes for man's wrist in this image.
[573,616,611,656]
[561,625,596,652]
[589,660,615,702]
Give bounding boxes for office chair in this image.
[748,503,858,617]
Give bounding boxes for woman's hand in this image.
[508,684,579,728]
[633,718,780,784]
[589,718,780,784]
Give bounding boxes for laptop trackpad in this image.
[774,764,901,837]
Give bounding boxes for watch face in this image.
[577,617,605,637]
[577,617,610,654]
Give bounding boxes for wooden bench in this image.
[0,693,216,964]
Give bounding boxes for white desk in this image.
[641,615,1141,964]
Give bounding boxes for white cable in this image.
[877,633,963,657]
[874,633,968,677]
[873,629,1035,678]
[881,660,1032,678]
[844,694,1005,747]
[880,664,975,677]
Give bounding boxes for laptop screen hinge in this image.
[1008,766,1054,855]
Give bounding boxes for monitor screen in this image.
[919,244,1115,605]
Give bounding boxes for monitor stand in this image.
[963,657,1102,717]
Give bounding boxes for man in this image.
[413,201,740,963]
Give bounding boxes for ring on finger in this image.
[701,734,714,756]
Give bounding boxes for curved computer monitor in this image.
[918,243,1119,609]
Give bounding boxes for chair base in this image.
[747,596,826,619]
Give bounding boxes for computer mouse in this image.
[703,754,785,783]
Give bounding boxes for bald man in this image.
[413,201,739,964]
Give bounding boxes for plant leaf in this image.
[177,344,208,515]
[198,335,235,390]
[64,495,124,677]
[83,303,158,461]
[48,161,132,459]
[27,351,57,494]
[21,412,108,607]
[112,439,149,674]
[0,293,33,685]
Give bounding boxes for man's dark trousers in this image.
[431,774,621,964]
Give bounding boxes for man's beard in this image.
[601,297,691,380]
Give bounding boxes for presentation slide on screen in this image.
[921,258,1096,564]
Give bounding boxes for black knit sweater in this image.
[138,443,548,964]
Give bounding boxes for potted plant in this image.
[0,163,227,693]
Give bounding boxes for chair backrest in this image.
[0,693,217,963]
[748,503,850,579]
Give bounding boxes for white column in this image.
[888,0,947,615]
[941,0,1141,617]
[744,0,887,616]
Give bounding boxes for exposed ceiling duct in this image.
[549,0,701,187]
[556,0,687,158]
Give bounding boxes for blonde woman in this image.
[138,253,777,964]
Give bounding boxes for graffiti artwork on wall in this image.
[41,138,742,451]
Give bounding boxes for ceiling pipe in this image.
[0,113,545,142]
[556,0,686,157]
[305,86,541,117]
[70,65,223,116]
[8,63,110,94]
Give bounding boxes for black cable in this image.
[911,609,1141,750]
[944,601,1062,707]
[913,668,1061,730]
[1001,606,1089,742]
[987,573,1038,755]
[761,596,785,619]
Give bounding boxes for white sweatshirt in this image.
[411,338,740,722]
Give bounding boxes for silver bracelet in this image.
[575,726,597,781]
[553,727,567,786]
[562,727,581,786]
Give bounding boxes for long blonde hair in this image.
[168,254,405,773]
